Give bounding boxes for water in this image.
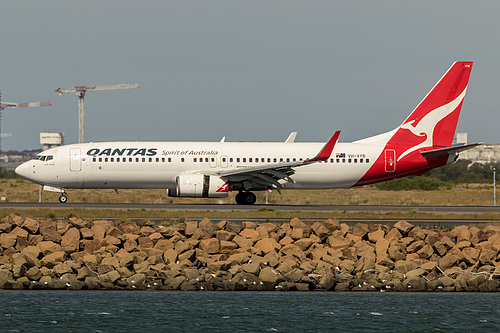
[0,291,498,332]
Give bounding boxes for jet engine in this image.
[168,174,228,198]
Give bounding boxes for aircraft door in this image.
[70,148,82,172]
[385,149,396,172]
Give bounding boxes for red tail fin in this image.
[395,61,472,160]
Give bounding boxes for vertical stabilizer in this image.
[395,61,473,160]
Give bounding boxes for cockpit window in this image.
[33,155,53,161]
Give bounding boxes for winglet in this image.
[309,130,341,162]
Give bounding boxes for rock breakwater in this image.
[1,214,500,291]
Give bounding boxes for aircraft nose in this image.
[15,162,31,179]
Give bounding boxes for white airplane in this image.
[16,61,478,205]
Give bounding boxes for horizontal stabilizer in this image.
[420,143,482,158]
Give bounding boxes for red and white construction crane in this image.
[55,84,139,143]
[0,91,51,154]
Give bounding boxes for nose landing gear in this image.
[59,193,68,203]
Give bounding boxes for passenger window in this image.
[222,157,226,162]
[181,158,185,162]
[149,158,152,162]
[342,159,345,163]
[249,158,252,162]
[280,158,283,162]
[354,159,357,163]
[336,158,340,163]
[142,158,146,162]
[156,158,159,162]
[211,157,215,162]
[117,158,120,162]
[99,158,102,162]
[105,158,109,162]
[293,158,296,162]
[330,158,334,163]
[229,158,233,162]
[348,159,351,163]
[366,158,370,163]
[129,158,133,162]
[242,158,246,162]
[93,158,96,162]
[168,158,171,162]
[237,158,240,162]
[136,158,139,162]
[286,158,290,162]
[360,159,363,163]
[273,158,277,162]
[193,158,197,162]
[267,158,271,163]
[162,158,165,162]
[110,158,114,162]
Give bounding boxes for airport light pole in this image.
[494,167,496,206]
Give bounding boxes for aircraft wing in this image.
[420,143,482,159]
[217,131,340,189]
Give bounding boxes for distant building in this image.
[40,132,64,151]
[457,132,500,164]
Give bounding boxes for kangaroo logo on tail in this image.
[391,61,473,161]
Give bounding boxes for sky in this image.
[1,1,499,151]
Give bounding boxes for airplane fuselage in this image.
[16,140,448,191]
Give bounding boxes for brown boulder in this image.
[311,222,331,240]
[163,249,179,264]
[294,238,314,251]
[352,223,369,238]
[385,228,402,243]
[38,241,63,255]
[138,237,153,249]
[199,218,216,237]
[21,217,39,234]
[0,233,17,249]
[439,253,459,270]
[255,238,280,254]
[239,228,260,242]
[199,238,220,254]
[41,251,66,268]
[83,239,102,254]
[119,222,140,235]
[324,219,340,231]
[290,218,308,229]
[417,244,435,259]
[61,228,80,253]
[232,235,253,249]
[368,229,385,243]
[219,240,238,254]
[259,267,283,283]
[393,221,414,235]
[39,221,61,243]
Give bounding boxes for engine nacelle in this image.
[168,174,229,198]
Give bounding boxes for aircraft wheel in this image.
[235,192,244,205]
[235,191,256,205]
[59,194,68,203]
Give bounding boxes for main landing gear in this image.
[59,193,68,203]
[235,191,256,205]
